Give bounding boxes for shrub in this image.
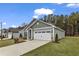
[14,38,19,43]
[11,33,13,39]
[19,33,23,38]
[23,37,27,40]
[55,34,58,43]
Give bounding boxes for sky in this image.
[0,3,79,28]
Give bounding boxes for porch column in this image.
[27,30,29,40]
[53,27,55,41]
[31,29,32,40]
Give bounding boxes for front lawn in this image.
[23,37,79,56]
[0,39,14,47]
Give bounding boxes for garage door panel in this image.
[44,33,51,40]
[34,30,51,40]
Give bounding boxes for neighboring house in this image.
[0,25,27,39]
[7,27,24,39]
[0,29,7,38]
[20,19,65,41]
[1,27,25,39]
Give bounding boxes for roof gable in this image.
[30,20,51,29]
[21,19,64,32]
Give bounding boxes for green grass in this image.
[22,37,79,56]
[0,39,14,47]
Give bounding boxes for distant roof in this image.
[3,24,27,33]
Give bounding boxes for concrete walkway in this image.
[0,40,50,56]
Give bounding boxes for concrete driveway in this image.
[0,40,50,56]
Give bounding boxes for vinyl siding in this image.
[31,21,51,29]
[54,28,65,40]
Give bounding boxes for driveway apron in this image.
[0,40,50,56]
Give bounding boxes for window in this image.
[42,31,45,33]
[38,32,41,33]
[35,32,37,33]
[46,31,50,33]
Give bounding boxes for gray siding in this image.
[13,33,20,38]
[19,30,25,37]
[31,21,51,29]
[54,28,65,40]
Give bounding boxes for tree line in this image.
[36,12,79,36]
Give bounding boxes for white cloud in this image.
[11,25,18,28]
[3,22,6,25]
[56,3,63,4]
[34,8,54,15]
[33,15,38,19]
[66,3,79,7]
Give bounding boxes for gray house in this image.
[19,19,65,41]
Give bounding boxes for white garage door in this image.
[34,30,51,40]
[8,33,12,39]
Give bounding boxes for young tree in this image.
[55,34,58,43]
[11,33,13,39]
[19,33,22,38]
